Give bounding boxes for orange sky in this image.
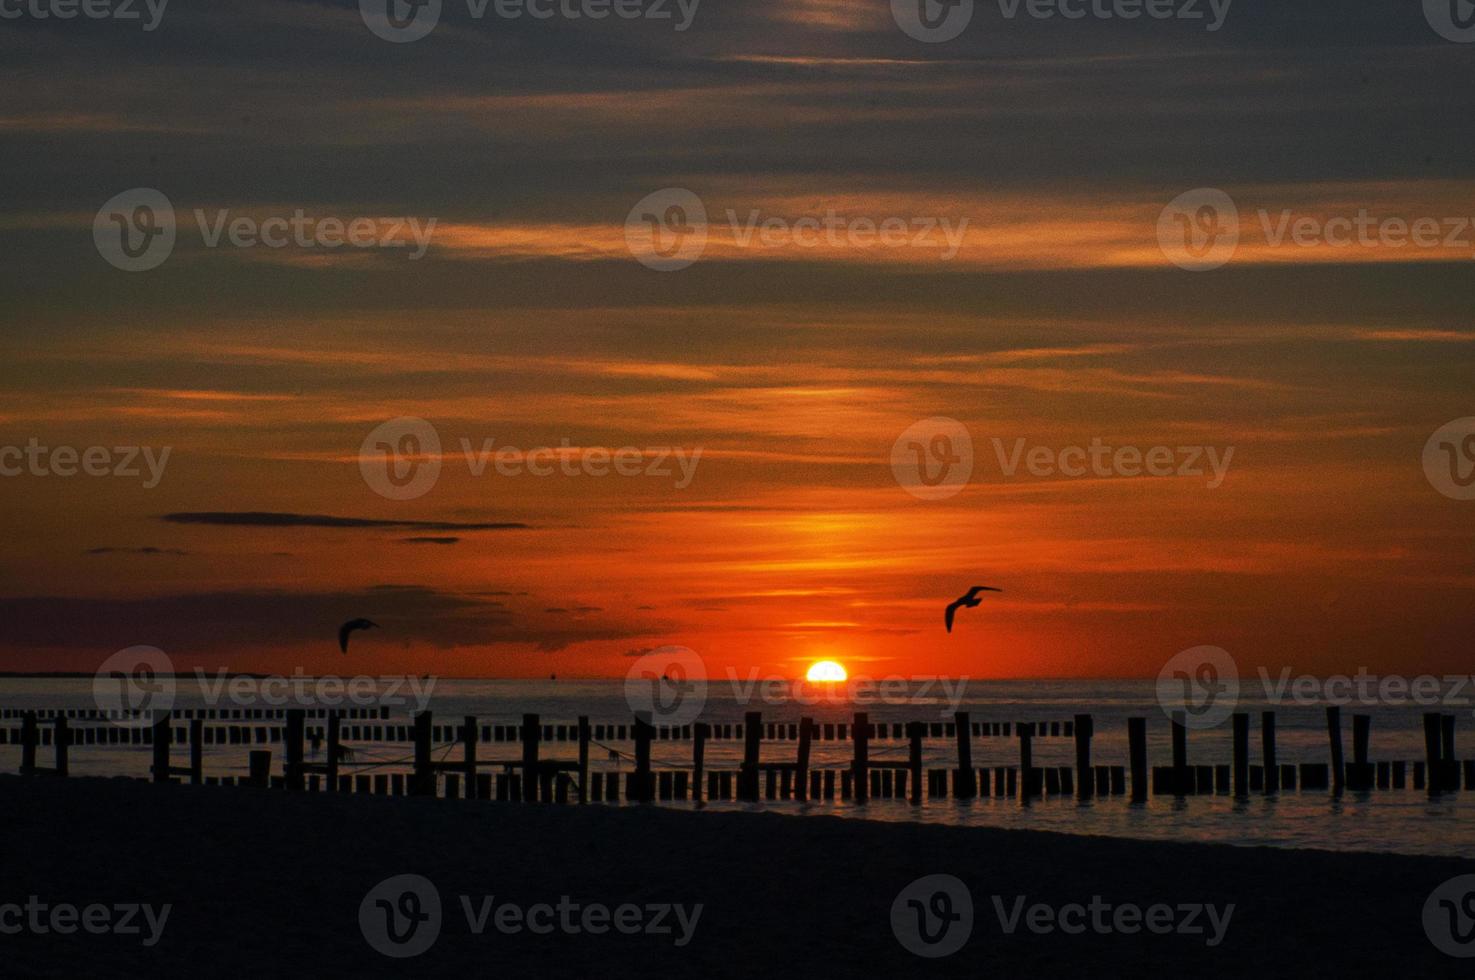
[2,1,1473,681]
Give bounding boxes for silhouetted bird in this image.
[944,586,1002,633]
[338,618,379,653]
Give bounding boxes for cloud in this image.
[85,547,191,556]
[160,512,528,531]
[399,536,461,545]
[0,585,643,658]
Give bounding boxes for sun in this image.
[805,660,847,683]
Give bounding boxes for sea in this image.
[2,676,1472,858]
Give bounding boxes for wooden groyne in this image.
[5,706,1471,806]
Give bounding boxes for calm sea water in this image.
[3,677,1471,858]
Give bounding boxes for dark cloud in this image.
[161,512,527,531]
[86,547,191,556]
[399,536,461,545]
[0,585,642,658]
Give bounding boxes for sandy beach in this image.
[1,775,1470,977]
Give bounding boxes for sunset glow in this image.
[806,661,848,683]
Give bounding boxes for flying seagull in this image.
[338,618,380,653]
[944,586,1002,633]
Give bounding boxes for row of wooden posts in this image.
[11,705,1471,803]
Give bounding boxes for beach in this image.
[1,775,1469,977]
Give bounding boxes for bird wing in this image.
[970,586,1003,596]
[944,600,960,633]
[338,622,352,653]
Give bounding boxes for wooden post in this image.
[739,711,762,801]
[632,714,654,803]
[1171,711,1188,796]
[20,711,37,775]
[248,750,271,788]
[1073,713,1093,799]
[853,712,870,804]
[576,716,590,803]
[520,712,540,803]
[1262,711,1279,793]
[1018,722,1035,799]
[953,711,975,799]
[54,716,69,777]
[1232,712,1248,798]
[463,715,479,793]
[1326,706,1344,794]
[326,712,341,791]
[1423,712,1442,798]
[413,710,434,797]
[285,709,305,791]
[1127,716,1147,802]
[1441,714,1457,792]
[1349,714,1372,791]
[692,722,709,803]
[152,711,171,783]
[189,718,204,784]
[908,722,924,805]
[795,718,813,802]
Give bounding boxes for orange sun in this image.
[805,660,847,683]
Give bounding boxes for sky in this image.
[1,0,1473,680]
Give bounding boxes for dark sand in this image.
[1,775,1470,978]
